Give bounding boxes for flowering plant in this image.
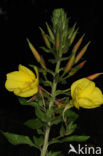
[1,8,103,156]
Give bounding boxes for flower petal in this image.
[78,97,101,109]
[14,87,38,97]
[19,64,35,80]
[71,78,95,97]
[90,87,103,105]
[5,79,25,91]
[6,71,30,82]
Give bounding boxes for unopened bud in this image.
[46,22,55,42]
[86,73,103,80]
[68,23,77,39]
[56,31,60,51]
[75,41,91,63]
[65,53,75,73]
[70,28,79,45]
[39,27,51,49]
[27,39,41,62]
[71,60,86,75]
[40,56,46,69]
[72,34,85,53]
[27,39,46,69]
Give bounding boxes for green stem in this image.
[40,55,61,156]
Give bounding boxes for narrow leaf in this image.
[60,125,65,136]
[61,135,90,142]
[49,138,61,145]
[40,46,50,53]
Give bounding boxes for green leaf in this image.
[62,97,70,104]
[55,90,64,96]
[60,56,70,61]
[48,59,57,64]
[29,64,35,68]
[18,98,38,108]
[63,92,71,96]
[24,118,43,129]
[60,124,65,136]
[61,135,90,142]
[48,151,61,156]
[46,109,53,120]
[1,131,36,147]
[52,151,61,156]
[37,67,45,73]
[47,151,52,156]
[42,92,50,99]
[60,79,67,85]
[36,129,43,135]
[66,122,77,135]
[50,116,63,125]
[33,136,44,147]
[64,110,79,123]
[40,46,50,53]
[49,138,61,145]
[40,80,52,87]
[35,106,47,122]
[45,68,55,76]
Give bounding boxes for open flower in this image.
[70,78,103,109]
[5,64,39,97]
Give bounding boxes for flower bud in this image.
[55,30,60,51]
[27,39,41,62]
[72,34,85,53]
[39,27,51,49]
[65,53,75,73]
[40,56,46,69]
[71,60,86,75]
[46,22,55,42]
[86,73,103,80]
[75,41,91,63]
[27,39,46,69]
[68,23,77,39]
[70,28,79,45]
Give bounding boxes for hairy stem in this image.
[40,56,62,156]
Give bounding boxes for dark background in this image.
[0,0,102,156]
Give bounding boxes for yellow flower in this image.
[71,78,103,109]
[5,64,39,97]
